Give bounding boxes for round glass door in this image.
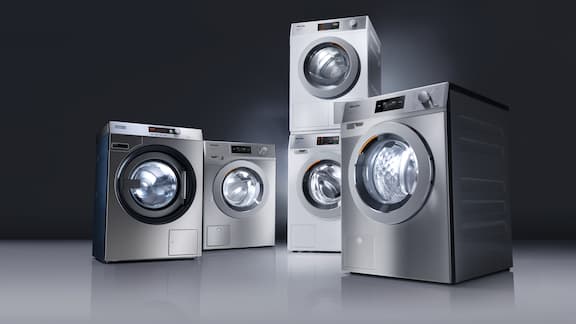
[304,44,351,90]
[303,160,341,210]
[129,161,178,210]
[116,145,197,225]
[222,167,264,212]
[356,134,419,212]
[299,37,360,99]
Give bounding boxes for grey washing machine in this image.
[340,82,512,283]
[203,141,276,250]
[93,121,203,262]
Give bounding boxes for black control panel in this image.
[231,145,252,154]
[149,126,177,134]
[318,22,339,31]
[375,96,405,113]
[317,136,339,145]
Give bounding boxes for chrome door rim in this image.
[296,151,342,219]
[298,36,360,99]
[348,122,434,224]
[213,160,269,219]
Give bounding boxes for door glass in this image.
[304,161,341,209]
[129,161,178,210]
[359,136,418,208]
[222,168,263,211]
[304,43,350,89]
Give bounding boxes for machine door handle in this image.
[180,170,187,201]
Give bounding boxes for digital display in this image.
[318,22,340,31]
[231,145,252,154]
[149,127,177,134]
[317,136,339,145]
[375,96,405,113]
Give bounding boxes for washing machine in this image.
[290,15,382,132]
[288,131,341,252]
[340,82,513,283]
[93,121,203,262]
[203,141,276,250]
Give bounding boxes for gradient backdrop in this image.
[1,1,574,239]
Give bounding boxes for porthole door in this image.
[213,160,269,219]
[116,145,197,225]
[299,37,360,99]
[349,122,434,224]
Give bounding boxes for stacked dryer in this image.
[288,16,382,252]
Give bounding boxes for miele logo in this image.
[114,125,127,129]
[295,137,305,140]
[347,104,361,109]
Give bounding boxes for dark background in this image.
[1,1,574,240]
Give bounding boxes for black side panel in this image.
[448,88,513,283]
[93,132,109,261]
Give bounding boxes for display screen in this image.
[375,96,405,113]
[149,126,177,134]
[317,136,340,145]
[231,145,252,154]
[318,22,340,31]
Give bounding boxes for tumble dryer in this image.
[203,141,276,250]
[288,131,341,252]
[340,82,513,283]
[290,15,382,132]
[93,121,203,262]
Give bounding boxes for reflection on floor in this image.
[0,241,574,323]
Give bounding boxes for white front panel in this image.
[287,133,342,252]
[290,26,379,132]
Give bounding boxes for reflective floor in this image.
[0,241,574,323]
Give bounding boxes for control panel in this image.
[291,16,367,36]
[341,82,449,124]
[375,96,405,113]
[317,136,340,146]
[290,133,341,149]
[108,121,202,140]
[205,141,275,162]
[148,126,180,135]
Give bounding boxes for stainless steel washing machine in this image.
[288,131,341,252]
[290,16,382,132]
[203,141,275,250]
[340,82,513,283]
[93,121,203,262]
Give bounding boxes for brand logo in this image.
[114,125,127,129]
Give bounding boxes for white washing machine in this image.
[340,83,513,283]
[93,121,203,262]
[288,131,341,252]
[290,15,382,132]
[203,141,276,250]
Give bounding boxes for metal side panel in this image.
[448,87,513,283]
[92,131,109,262]
[367,20,382,97]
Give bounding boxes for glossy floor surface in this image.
[0,241,574,323]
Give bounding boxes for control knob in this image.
[258,146,269,156]
[417,91,435,109]
[349,19,358,28]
